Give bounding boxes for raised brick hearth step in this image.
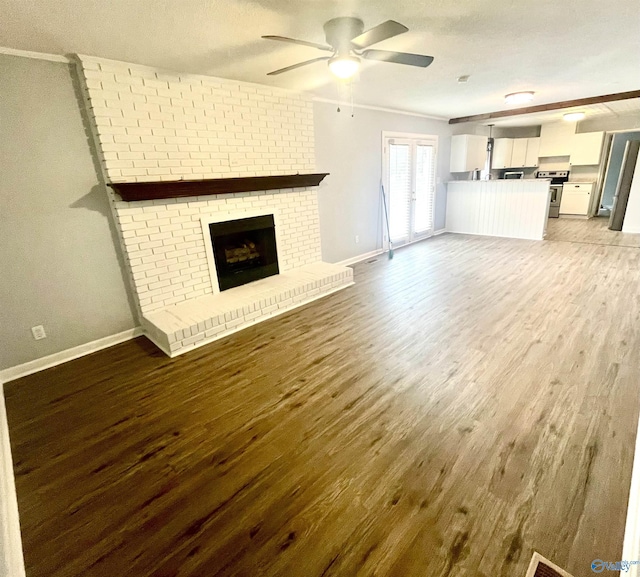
[141,262,353,356]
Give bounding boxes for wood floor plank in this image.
[546,215,640,247]
[5,226,640,577]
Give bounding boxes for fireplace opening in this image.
[209,215,279,291]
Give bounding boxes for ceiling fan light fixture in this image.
[504,91,535,105]
[328,55,360,79]
[563,112,586,121]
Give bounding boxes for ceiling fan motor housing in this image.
[323,17,364,53]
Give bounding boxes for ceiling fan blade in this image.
[267,56,331,76]
[362,50,434,68]
[350,20,408,49]
[262,35,333,52]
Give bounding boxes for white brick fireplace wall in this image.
[75,55,353,355]
[112,189,322,313]
[77,56,315,183]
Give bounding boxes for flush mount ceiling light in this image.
[504,91,535,105]
[328,55,360,79]
[563,111,586,121]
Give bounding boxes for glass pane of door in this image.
[414,144,435,234]
[388,142,411,243]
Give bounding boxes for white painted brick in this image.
[92,107,123,118]
[144,152,169,159]
[137,118,164,129]
[109,159,135,169]
[121,168,149,177]
[115,74,143,85]
[101,81,128,93]
[144,79,169,90]
[114,134,142,144]
[130,143,155,152]
[78,56,322,317]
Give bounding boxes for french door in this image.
[383,134,438,247]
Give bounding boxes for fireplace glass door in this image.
[209,215,279,291]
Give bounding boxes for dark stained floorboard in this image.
[5,232,640,577]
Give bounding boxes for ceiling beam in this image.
[448,90,640,125]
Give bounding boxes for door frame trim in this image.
[381,131,439,249]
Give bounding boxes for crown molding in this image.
[0,46,70,63]
[312,97,447,121]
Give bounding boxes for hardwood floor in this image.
[5,232,640,577]
[546,215,640,247]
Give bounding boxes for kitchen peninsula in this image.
[446,180,551,240]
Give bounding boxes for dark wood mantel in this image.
[108,173,330,202]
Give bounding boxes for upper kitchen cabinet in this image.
[450,134,488,172]
[524,137,540,167]
[492,138,513,169]
[570,132,604,165]
[491,137,540,169]
[539,122,576,157]
[511,139,528,167]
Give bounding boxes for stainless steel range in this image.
[537,170,570,218]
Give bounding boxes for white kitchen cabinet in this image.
[510,139,528,167]
[539,122,576,157]
[560,182,592,215]
[492,137,540,169]
[570,132,604,165]
[492,138,513,169]
[525,137,540,167]
[450,134,488,172]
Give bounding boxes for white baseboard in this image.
[622,409,640,576]
[0,390,26,577]
[335,249,385,267]
[0,327,143,385]
[334,233,448,268]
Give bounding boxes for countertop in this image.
[447,179,549,185]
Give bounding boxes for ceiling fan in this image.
[262,17,434,79]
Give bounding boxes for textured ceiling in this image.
[1,0,639,118]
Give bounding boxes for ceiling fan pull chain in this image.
[350,82,355,117]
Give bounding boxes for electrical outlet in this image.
[355,235,360,244]
[31,325,46,340]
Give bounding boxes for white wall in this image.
[623,153,640,234]
[0,55,137,370]
[313,102,452,264]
